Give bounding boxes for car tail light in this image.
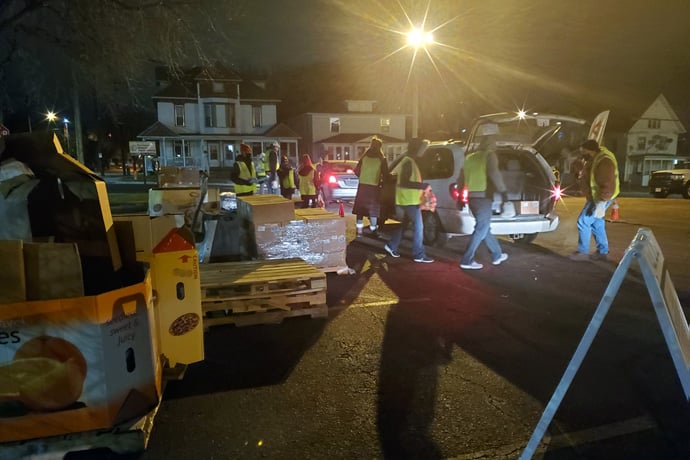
[346,169,354,174]
[328,175,337,184]
[449,184,469,204]
[551,184,562,201]
[449,183,460,201]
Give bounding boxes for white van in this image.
[389,112,593,246]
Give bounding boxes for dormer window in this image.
[648,119,660,129]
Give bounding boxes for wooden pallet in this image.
[200,258,328,327]
[0,402,160,460]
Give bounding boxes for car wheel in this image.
[652,191,669,198]
[683,182,690,199]
[510,233,538,244]
[422,211,445,247]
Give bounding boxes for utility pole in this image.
[72,66,84,164]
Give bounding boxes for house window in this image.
[173,140,191,157]
[212,82,224,93]
[252,106,262,128]
[648,119,661,129]
[330,117,340,133]
[204,104,234,128]
[174,105,185,126]
[637,136,646,150]
[380,118,391,133]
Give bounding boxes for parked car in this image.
[318,160,359,203]
[386,112,594,245]
[648,161,690,198]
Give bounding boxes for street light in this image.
[406,27,434,138]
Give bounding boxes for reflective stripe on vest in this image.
[235,160,257,194]
[299,168,316,195]
[464,150,489,192]
[359,155,382,186]
[589,147,620,201]
[282,169,295,189]
[393,157,422,206]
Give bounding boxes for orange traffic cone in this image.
[338,201,345,217]
[610,201,620,221]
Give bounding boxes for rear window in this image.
[419,147,454,180]
[325,161,357,173]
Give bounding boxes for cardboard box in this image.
[0,240,25,303]
[147,187,219,217]
[113,214,184,262]
[237,195,295,226]
[150,227,204,367]
[0,132,121,272]
[253,209,347,269]
[0,268,161,443]
[518,201,540,215]
[158,166,200,188]
[23,242,84,301]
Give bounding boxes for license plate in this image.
[655,187,662,192]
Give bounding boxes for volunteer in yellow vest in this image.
[384,147,434,263]
[254,152,267,193]
[277,154,296,200]
[569,139,620,262]
[231,143,257,196]
[353,136,389,236]
[457,140,509,270]
[264,142,280,195]
[298,154,318,208]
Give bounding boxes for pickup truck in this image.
[648,161,690,198]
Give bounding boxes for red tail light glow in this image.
[328,175,337,184]
[461,187,469,204]
[552,184,562,201]
[346,169,354,174]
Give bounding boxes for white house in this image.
[287,100,409,163]
[623,93,687,187]
[137,66,300,172]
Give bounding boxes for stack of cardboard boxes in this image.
[0,133,163,443]
[237,195,347,271]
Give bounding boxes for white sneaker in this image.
[492,253,509,266]
[460,261,483,270]
[384,244,400,258]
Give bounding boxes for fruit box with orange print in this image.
[0,269,162,443]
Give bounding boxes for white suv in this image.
[390,112,592,245]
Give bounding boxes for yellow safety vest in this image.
[254,159,266,177]
[263,151,278,173]
[358,155,382,186]
[589,147,620,201]
[235,160,257,194]
[299,168,316,195]
[281,169,295,189]
[392,157,422,206]
[463,150,489,192]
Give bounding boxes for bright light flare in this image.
[551,184,562,201]
[407,28,434,48]
[516,110,527,120]
[46,111,57,122]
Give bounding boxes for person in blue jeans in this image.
[384,153,434,263]
[457,143,509,270]
[569,139,620,262]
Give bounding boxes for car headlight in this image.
[671,174,684,181]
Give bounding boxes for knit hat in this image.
[240,143,252,154]
[581,139,600,152]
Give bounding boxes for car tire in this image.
[683,182,690,199]
[510,233,538,244]
[422,211,445,247]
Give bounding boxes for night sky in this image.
[241,0,690,127]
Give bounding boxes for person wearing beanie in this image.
[569,139,620,262]
[231,143,258,196]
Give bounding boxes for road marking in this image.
[331,297,432,310]
[446,415,657,459]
